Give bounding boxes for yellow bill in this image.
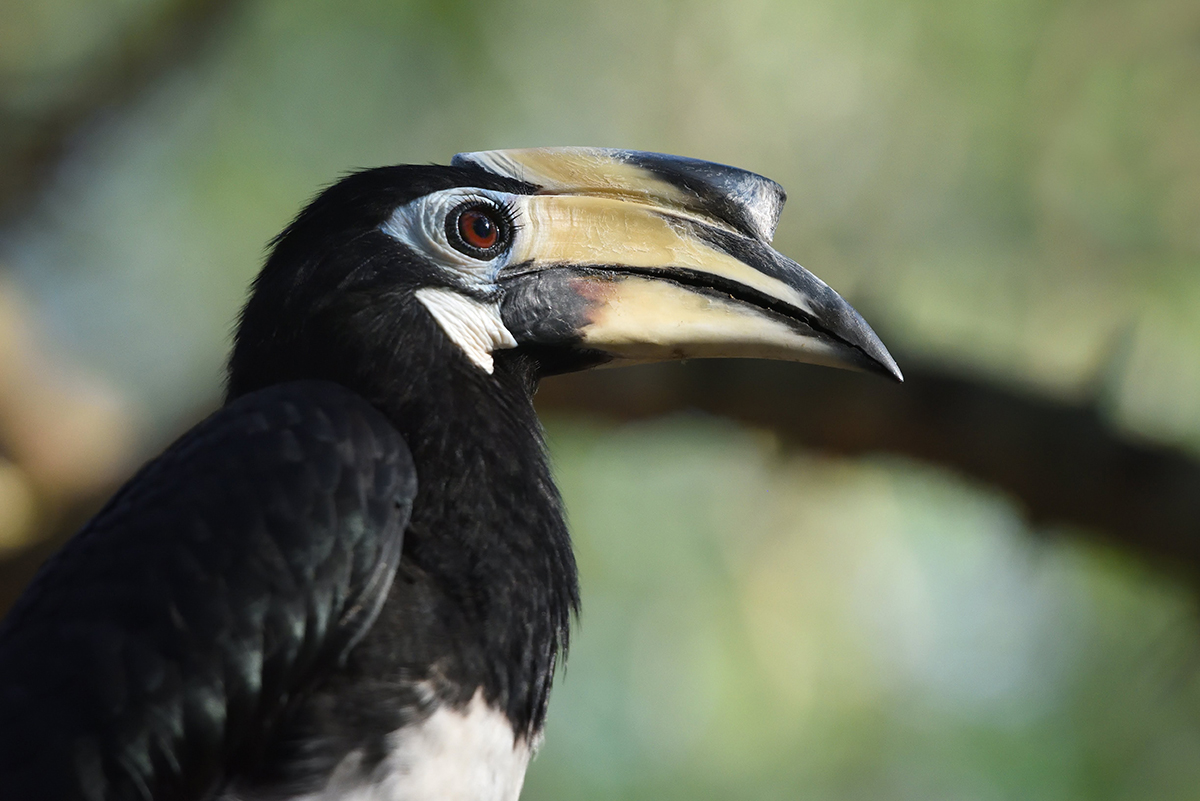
[451,148,902,380]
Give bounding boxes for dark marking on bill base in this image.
[499,267,594,347]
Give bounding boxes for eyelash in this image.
[457,194,522,238]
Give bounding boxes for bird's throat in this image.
[358,350,578,737]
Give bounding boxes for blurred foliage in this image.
[0,0,165,115]
[0,274,132,552]
[532,416,1200,800]
[1,0,1199,797]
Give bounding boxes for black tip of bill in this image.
[862,338,905,383]
[814,289,904,383]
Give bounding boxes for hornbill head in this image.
[228,147,900,398]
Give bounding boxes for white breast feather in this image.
[253,690,533,801]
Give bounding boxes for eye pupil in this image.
[471,215,493,240]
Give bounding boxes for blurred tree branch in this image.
[537,359,1200,579]
[0,0,240,224]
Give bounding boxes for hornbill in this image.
[0,148,901,800]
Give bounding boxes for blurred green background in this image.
[2,0,1200,798]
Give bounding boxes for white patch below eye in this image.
[416,288,517,374]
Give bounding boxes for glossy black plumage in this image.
[0,164,581,800]
[0,381,416,799]
[225,165,578,759]
[0,151,898,800]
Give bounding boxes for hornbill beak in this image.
[454,148,903,381]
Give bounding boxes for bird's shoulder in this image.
[0,380,417,801]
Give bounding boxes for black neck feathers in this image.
[227,244,578,736]
[377,348,578,734]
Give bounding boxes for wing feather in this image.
[0,381,416,801]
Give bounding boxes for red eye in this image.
[446,200,512,258]
[458,208,499,250]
